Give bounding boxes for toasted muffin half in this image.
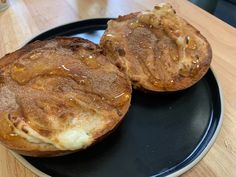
[0,37,132,157]
[100,3,212,91]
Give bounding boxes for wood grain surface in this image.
[0,0,236,176]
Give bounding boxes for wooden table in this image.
[0,0,236,176]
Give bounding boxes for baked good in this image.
[100,3,212,91]
[0,37,132,156]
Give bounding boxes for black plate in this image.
[18,18,222,177]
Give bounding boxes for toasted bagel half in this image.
[100,3,212,91]
[0,37,131,156]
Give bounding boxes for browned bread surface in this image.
[0,37,132,157]
[100,3,212,91]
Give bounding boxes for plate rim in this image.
[166,67,224,177]
[19,18,110,48]
[10,18,224,177]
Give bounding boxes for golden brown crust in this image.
[100,3,212,92]
[0,37,132,156]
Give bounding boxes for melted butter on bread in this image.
[13,121,93,150]
[8,103,108,150]
[57,128,92,150]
